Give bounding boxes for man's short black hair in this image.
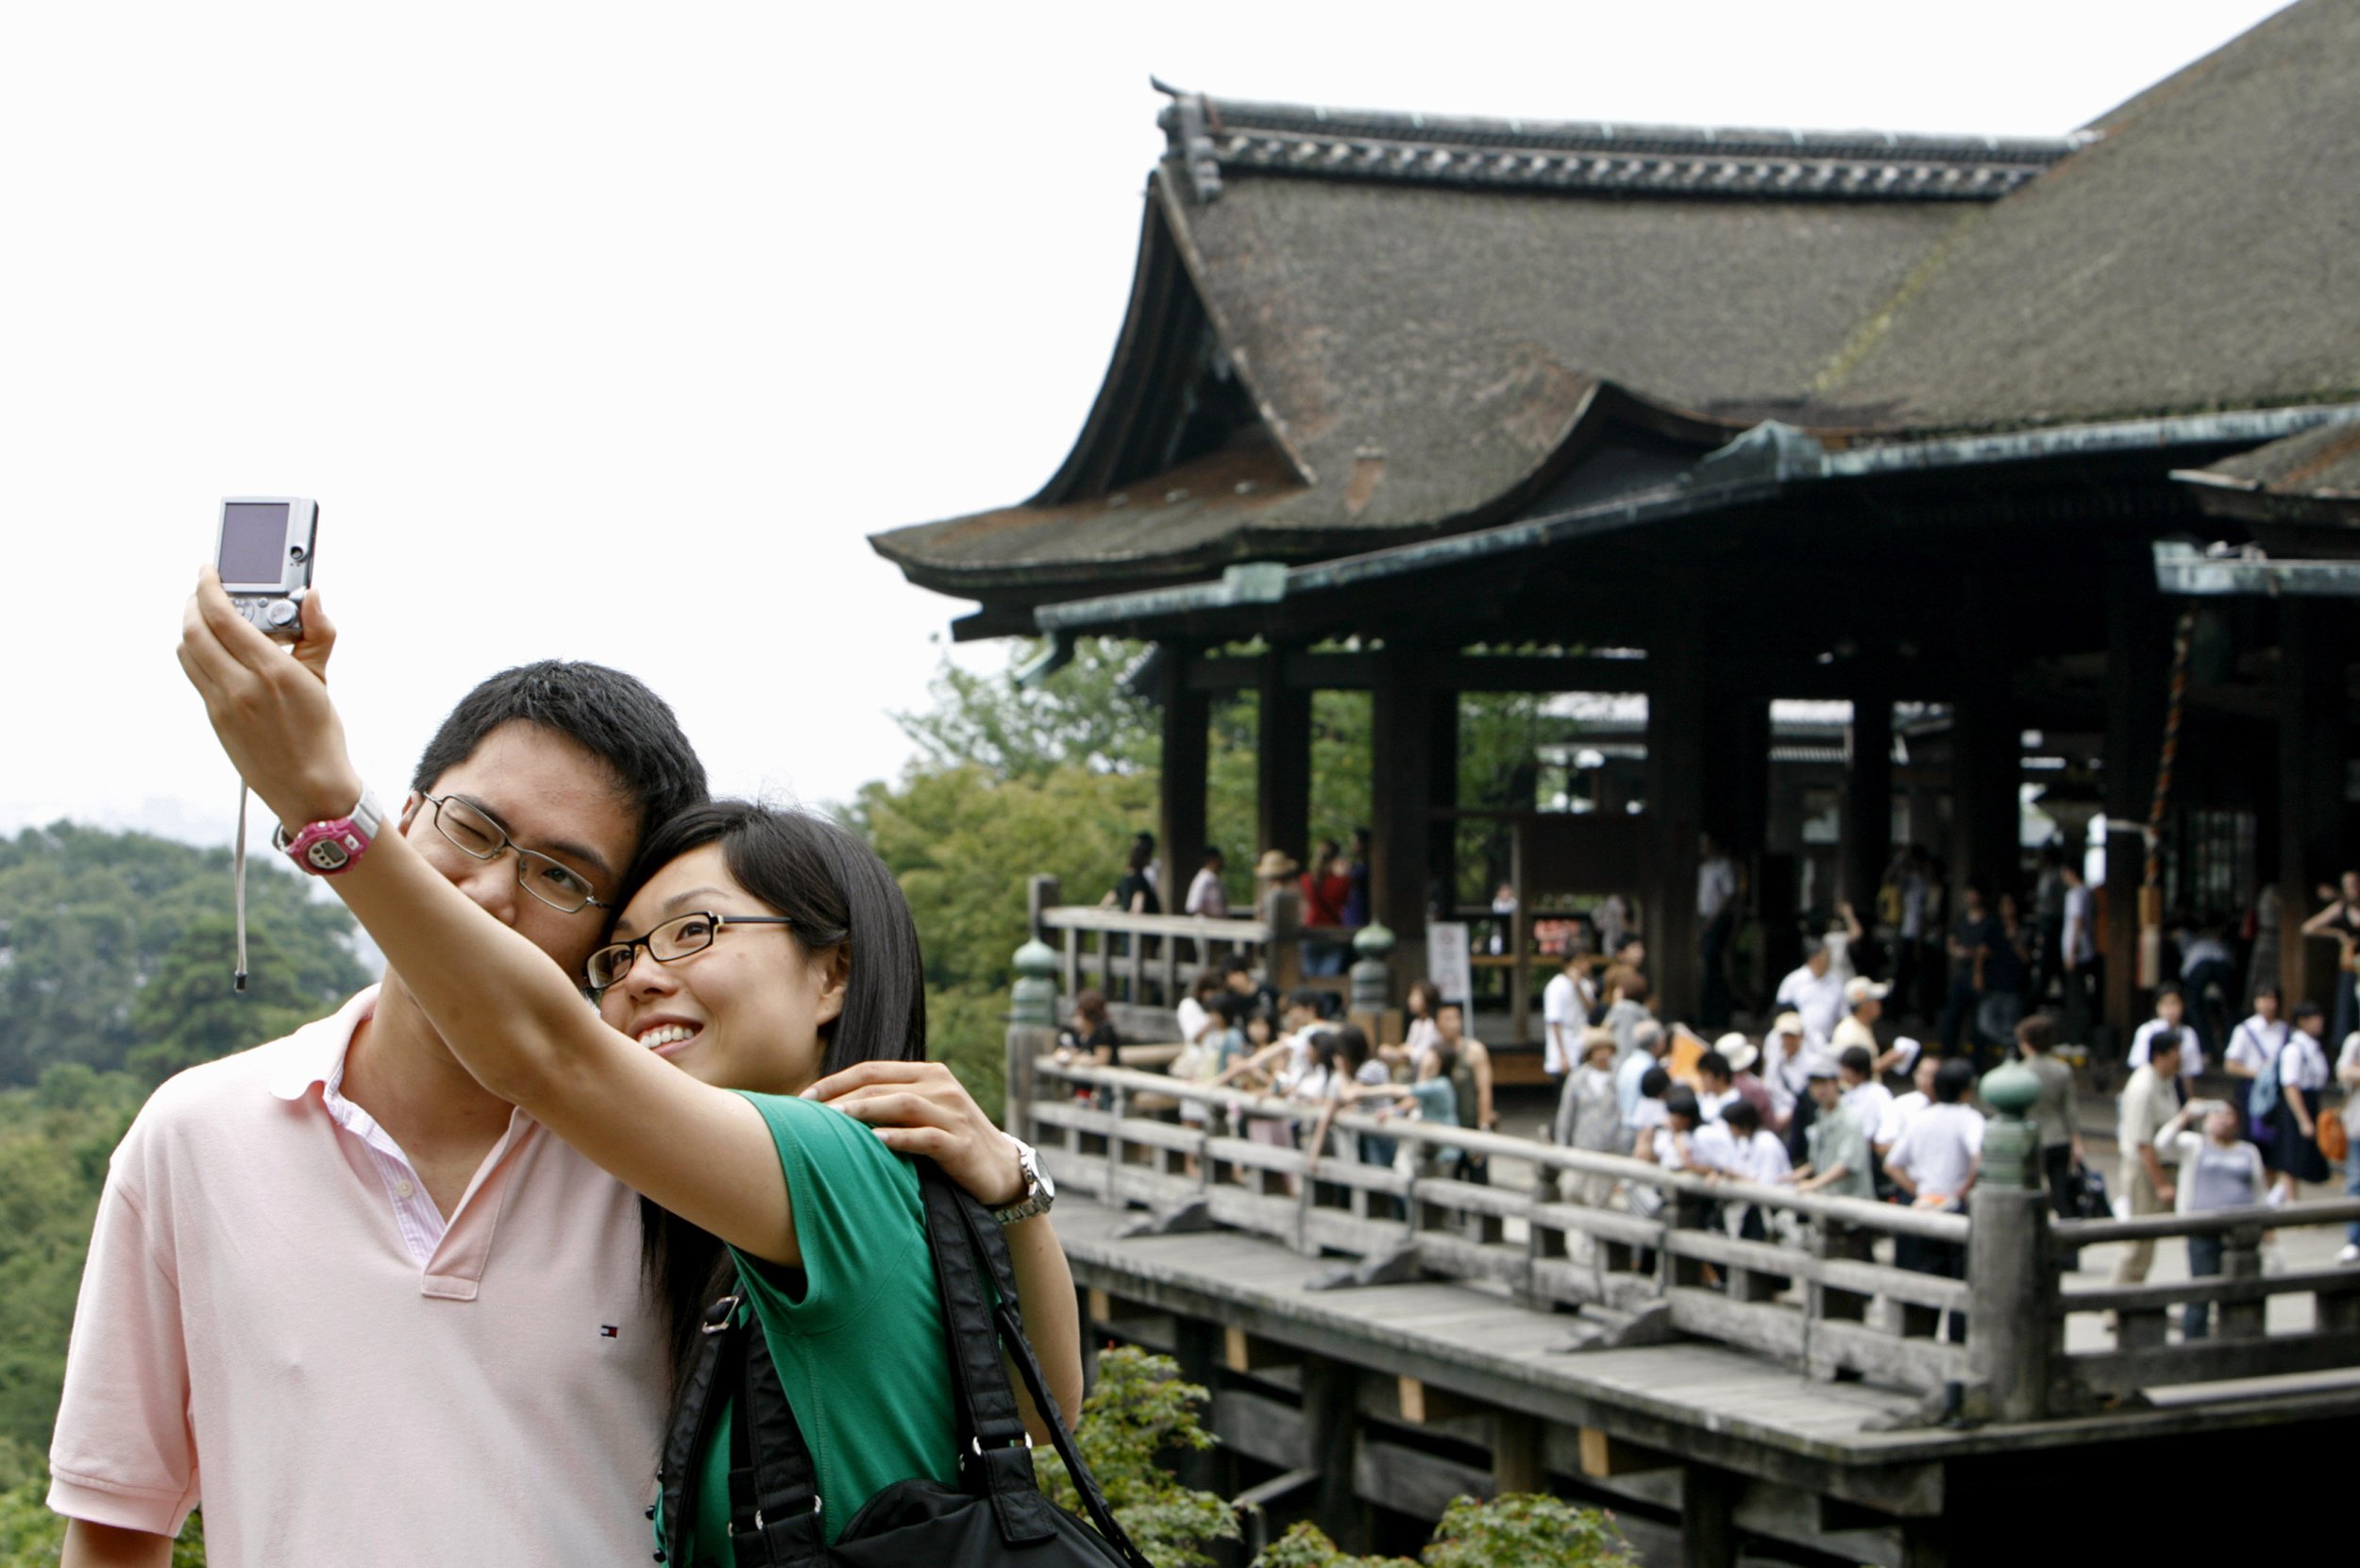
[1723,1100,1762,1135]
[2154,983,2184,1003]
[1697,1051,1731,1084]
[412,661,707,840]
[1839,1045,1875,1079]
[1284,986,1327,1014]
[2294,1000,2327,1023]
[1932,1058,1976,1104]
[1640,1066,1671,1098]
[1663,1087,1700,1122]
[1223,954,1254,977]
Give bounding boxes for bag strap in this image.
[726,1320,828,1568]
[659,1292,746,1568]
[918,1169,1061,1546]
[920,1168,1156,1568]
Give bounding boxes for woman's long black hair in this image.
[610,801,927,1411]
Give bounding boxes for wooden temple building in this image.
[875,0,2360,1043]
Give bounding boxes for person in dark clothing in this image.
[1939,882,1998,1054]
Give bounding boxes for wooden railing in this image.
[1018,1054,1974,1396]
[2048,1201,2360,1400]
[1029,874,1364,1012]
[1003,1013,2360,1423]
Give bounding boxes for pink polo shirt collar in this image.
[267,986,540,1302]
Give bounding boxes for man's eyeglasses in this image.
[585,911,796,991]
[417,794,609,915]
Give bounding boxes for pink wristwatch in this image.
[274,788,388,875]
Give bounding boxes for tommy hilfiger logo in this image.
[599,1324,619,1339]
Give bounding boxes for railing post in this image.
[1027,874,1061,943]
[1007,938,1060,1135]
[1265,885,1305,991]
[1348,921,1395,1041]
[1968,1059,2053,1422]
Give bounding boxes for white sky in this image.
[0,0,2289,845]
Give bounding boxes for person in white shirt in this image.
[2162,1101,2266,1337]
[1884,1059,1984,1342]
[1838,1045,1897,1163]
[1774,940,1847,1051]
[1877,1054,1942,1150]
[2335,1027,2360,1262]
[1591,892,1631,958]
[2128,984,2204,1085]
[1542,953,1597,1078]
[2059,863,2098,1043]
[1172,969,1222,1051]
[1686,1100,1792,1240]
[2270,1001,2333,1203]
[1614,1020,1669,1143]
[1183,847,1231,919]
[2223,983,2287,1082]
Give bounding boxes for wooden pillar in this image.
[1703,676,1771,858]
[1845,691,1894,908]
[2279,600,2352,1005]
[1679,1463,1738,1568]
[1257,647,1312,866]
[1646,634,1707,1020]
[1159,645,1209,912]
[1370,647,1436,978]
[1301,1355,1368,1549]
[1945,661,2020,902]
[2103,548,2170,1044]
[1428,686,1461,915]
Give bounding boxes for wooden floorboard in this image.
[1054,1192,2360,1471]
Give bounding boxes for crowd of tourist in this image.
[1079,827,2360,1306]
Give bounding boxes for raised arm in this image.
[179,571,799,1265]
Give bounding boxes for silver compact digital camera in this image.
[215,497,319,641]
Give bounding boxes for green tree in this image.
[0,824,369,1087]
[1034,1347,1237,1568]
[896,638,1159,782]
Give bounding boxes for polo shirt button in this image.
[396,1180,415,1198]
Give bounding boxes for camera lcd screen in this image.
[219,503,292,586]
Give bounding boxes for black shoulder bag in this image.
[657,1166,1155,1568]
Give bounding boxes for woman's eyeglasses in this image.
[418,793,608,915]
[585,910,796,990]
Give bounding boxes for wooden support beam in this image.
[2279,600,2350,1006]
[2103,544,2171,1041]
[1646,632,1707,1020]
[1682,1463,1740,1568]
[1304,1356,1371,1549]
[1223,1326,1296,1374]
[1949,589,2020,895]
[1370,646,1439,971]
[1577,1427,1678,1480]
[1492,1412,1542,1495]
[1393,1375,1485,1426]
[1159,644,1209,914]
[1846,691,1895,908]
[1258,648,1313,865]
[1428,686,1460,911]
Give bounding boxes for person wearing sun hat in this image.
[1706,1031,1782,1132]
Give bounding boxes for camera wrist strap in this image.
[232,786,250,992]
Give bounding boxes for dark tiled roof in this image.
[1813,0,2360,430]
[874,1,2360,613]
[2177,417,2360,528]
[1163,91,2080,205]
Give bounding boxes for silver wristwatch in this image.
[990,1135,1056,1225]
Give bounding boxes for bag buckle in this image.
[701,1293,743,1335]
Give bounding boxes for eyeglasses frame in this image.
[415,792,613,915]
[584,909,798,991]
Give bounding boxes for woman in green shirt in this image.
[177,575,1081,1560]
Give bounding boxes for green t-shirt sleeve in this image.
[731,1090,928,1334]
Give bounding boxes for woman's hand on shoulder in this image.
[801,1060,1026,1209]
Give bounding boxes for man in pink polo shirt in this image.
[50,660,710,1567]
